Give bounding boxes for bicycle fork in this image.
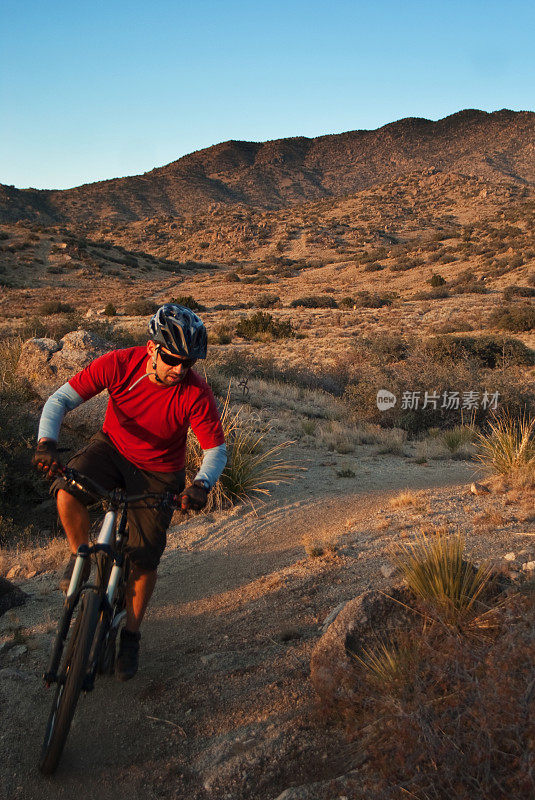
[44,510,119,687]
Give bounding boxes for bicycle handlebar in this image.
[61,467,182,510]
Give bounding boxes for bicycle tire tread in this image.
[38,590,100,775]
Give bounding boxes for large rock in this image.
[310,586,416,706]
[18,330,112,434]
[0,578,28,618]
[19,330,111,397]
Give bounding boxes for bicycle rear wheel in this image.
[38,589,101,775]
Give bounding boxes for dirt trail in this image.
[0,457,475,800]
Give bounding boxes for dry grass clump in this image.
[186,386,296,509]
[476,412,535,488]
[441,423,477,453]
[389,489,426,510]
[302,532,338,558]
[374,428,406,455]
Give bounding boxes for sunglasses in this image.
[156,347,196,369]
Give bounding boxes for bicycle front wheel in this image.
[38,589,101,775]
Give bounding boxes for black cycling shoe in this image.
[59,553,91,593]
[116,629,141,681]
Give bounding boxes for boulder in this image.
[310,586,415,706]
[18,330,112,435]
[0,577,28,618]
[17,338,60,384]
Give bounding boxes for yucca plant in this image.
[352,634,420,698]
[475,412,535,487]
[442,424,476,453]
[186,383,296,510]
[393,533,494,629]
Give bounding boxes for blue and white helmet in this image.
[148,304,207,359]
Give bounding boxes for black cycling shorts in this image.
[50,431,185,571]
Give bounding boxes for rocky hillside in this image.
[1,109,534,227]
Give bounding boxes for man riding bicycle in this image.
[33,304,227,681]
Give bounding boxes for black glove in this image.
[180,481,209,512]
[32,440,63,477]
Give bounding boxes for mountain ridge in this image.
[1,108,534,227]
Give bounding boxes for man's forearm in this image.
[37,383,84,442]
[194,443,227,488]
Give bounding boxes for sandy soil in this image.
[4,448,532,800]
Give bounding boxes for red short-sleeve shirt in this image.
[69,346,224,472]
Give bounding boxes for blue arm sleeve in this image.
[194,443,227,489]
[37,383,85,442]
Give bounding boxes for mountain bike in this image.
[38,467,179,775]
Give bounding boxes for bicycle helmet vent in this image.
[148,304,207,359]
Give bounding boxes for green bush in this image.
[429,273,446,287]
[38,301,75,315]
[289,296,338,309]
[235,312,294,340]
[103,302,116,316]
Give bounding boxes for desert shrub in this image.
[235,312,294,340]
[169,295,206,312]
[353,291,397,308]
[503,285,535,301]
[489,302,535,332]
[103,302,116,316]
[83,320,143,349]
[354,333,410,363]
[363,261,385,272]
[38,301,75,315]
[255,293,280,309]
[19,314,81,340]
[224,271,240,283]
[429,273,446,286]
[419,335,534,369]
[210,323,234,345]
[338,297,355,309]
[241,275,270,285]
[124,298,158,316]
[413,286,450,300]
[289,296,338,309]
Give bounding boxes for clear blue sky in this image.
[1,0,534,190]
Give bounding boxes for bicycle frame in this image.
[44,506,125,687]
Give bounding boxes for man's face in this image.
[147,341,196,386]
